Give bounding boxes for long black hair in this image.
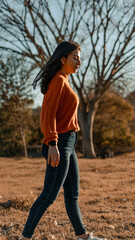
[32,41,81,94]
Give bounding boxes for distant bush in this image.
[93,91,135,157]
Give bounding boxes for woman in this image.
[21,41,97,240]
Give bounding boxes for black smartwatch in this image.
[48,140,57,146]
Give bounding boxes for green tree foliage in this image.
[0,57,33,157]
[93,92,135,157]
[27,107,43,146]
[126,91,135,136]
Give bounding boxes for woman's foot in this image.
[77,233,107,240]
[19,237,31,240]
[77,233,90,240]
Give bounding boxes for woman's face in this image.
[61,49,81,75]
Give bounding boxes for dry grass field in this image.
[0,152,135,240]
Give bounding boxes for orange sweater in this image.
[40,71,80,145]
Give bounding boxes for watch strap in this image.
[48,140,57,146]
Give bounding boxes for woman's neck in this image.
[60,69,70,77]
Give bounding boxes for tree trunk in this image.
[78,100,99,158]
[19,126,28,158]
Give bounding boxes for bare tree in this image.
[0,0,135,157]
[76,0,135,157]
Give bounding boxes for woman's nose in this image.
[77,59,81,65]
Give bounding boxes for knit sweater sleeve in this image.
[40,76,65,145]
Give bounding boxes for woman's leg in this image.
[63,151,87,236]
[22,150,70,238]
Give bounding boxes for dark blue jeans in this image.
[22,131,86,238]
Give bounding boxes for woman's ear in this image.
[61,57,66,65]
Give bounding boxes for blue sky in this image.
[1,0,135,107]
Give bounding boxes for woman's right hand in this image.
[48,145,60,167]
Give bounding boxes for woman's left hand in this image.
[48,145,60,167]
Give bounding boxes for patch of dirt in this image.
[0,152,135,239]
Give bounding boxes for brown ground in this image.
[0,152,135,240]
